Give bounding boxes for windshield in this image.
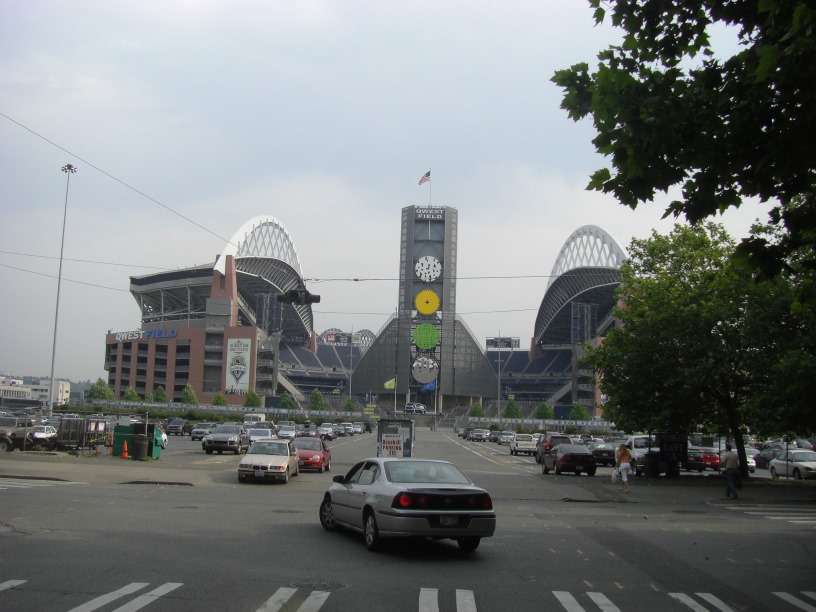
[248,442,289,455]
[386,461,472,484]
[213,426,240,434]
[280,426,296,432]
[632,438,653,448]
[249,429,270,436]
[293,439,321,451]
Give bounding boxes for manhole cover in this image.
[290,578,348,591]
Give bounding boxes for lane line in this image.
[419,587,439,612]
[669,593,708,611]
[111,582,183,612]
[696,592,736,612]
[553,591,585,611]
[773,592,816,612]
[67,583,149,612]
[587,592,622,611]
[0,580,26,592]
[456,589,477,612]
[256,587,298,612]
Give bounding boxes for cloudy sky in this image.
[1,1,768,383]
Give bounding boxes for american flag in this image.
[418,170,430,185]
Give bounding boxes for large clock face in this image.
[415,289,440,315]
[412,355,439,384]
[413,323,439,349]
[415,256,441,282]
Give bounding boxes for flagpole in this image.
[428,167,432,205]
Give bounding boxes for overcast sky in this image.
[0,1,768,383]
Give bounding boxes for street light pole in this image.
[47,163,76,421]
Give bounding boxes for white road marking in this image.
[669,593,709,611]
[773,592,816,611]
[419,588,439,612]
[587,592,622,611]
[554,591,585,611]
[0,580,26,592]
[256,587,298,612]
[696,592,736,611]
[67,582,148,612]
[111,583,183,612]
[456,589,477,612]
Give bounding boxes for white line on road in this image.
[587,592,622,611]
[256,587,298,612]
[696,592,736,611]
[456,589,477,612]
[111,582,182,612]
[419,588,439,612]
[553,591,585,611]
[774,592,816,611]
[67,583,148,612]
[669,593,709,611]
[0,580,26,592]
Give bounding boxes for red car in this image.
[698,447,720,471]
[541,444,597,476]
[292,437,332,472]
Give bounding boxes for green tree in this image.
[535,402,553,420]
[552,1,816,274]
[211,391,228,406]
[279,392,296,411]
[343,398,356,412]
[469,404,485,417]
[122,386,140,401]
[503,398,520,419]
[568,405,589,421]
[87,378,114,401]
[244,389,262,408]
[154,386,168,403]
[143,390,154,402]
[585,223,798,476]
[181,384,198,405]
[309,389,326,411]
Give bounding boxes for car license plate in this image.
[439,515,459,526]
[254,470,265,478]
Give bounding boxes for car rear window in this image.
[385,461,472,484]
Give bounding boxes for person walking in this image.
[616,443,633,493]
[723,443,740,499]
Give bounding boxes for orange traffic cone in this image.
[121,440,129,459]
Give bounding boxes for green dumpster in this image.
[113,425,135,457]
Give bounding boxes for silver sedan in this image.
[319,458,496,552]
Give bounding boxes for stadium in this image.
[104,213,625,417]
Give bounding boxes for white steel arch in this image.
[214,216,302,275]
[547,225,626,289]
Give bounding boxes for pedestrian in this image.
[616,443,633,493]
[723,443,740,499]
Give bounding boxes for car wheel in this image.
[793,469,802,480]
[320,497,339,531]
[205,449,213,455]
[234,446,241,455]
[0,439,11,453]
[364,511,381,551]
[325,459,331,472]
[318,461,325,473]
[457,537,481,552]
[238,474,246,483]
[554,462,562,475]
[770,466,777,478]
[535,455,542,464]
[283,469,289,484]
[294,463,300,477]
[587,469,596,477]
[542,462,550,474]
[217,450,223,455]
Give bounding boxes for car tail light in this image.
[394,492,430,508]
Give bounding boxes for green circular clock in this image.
[413,323,439,349]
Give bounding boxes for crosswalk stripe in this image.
[299,591,330,612]
[456,589,477,612]
[0,580,26,592]
[774,592,816,612]
[695,592,735,611]
[111,582,183,612]
[669,593,708,611]
[419,588,439,612]
[256,587,298,612]
[554,591,586,611]
[67,582,148,612]
[587,592,621,611]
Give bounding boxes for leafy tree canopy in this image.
[553,1,816,274]
[278,392,296,411]
[211,391,228,406]
[568,405,589,421]
[122,386,140,401]
[535,403,554,420]
[244,389,262,408]
[469,404,485,417]
[181,384,198,405]
[503,398,521,419]
[154,386,168,403]
[343,398,356,412]
[309,389,326,411]
[87,378,114,401]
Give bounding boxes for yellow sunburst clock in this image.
[415,289,440,315]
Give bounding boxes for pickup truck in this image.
[510,433,537,456]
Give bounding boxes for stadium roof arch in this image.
[533,225,626,346]
[130,216,315,341]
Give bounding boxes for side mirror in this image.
[333,475,345,484]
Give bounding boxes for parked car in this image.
[488,430,501,443]
[536,434,573,464]
[497,431,515,445]
[292,437,332,472]
[30,425,58,441]
[277,425,297,440]
[684,446,708,472]
[404,403,427,414]
[509,434,537,456]
[341,422,355,436]
[541,444,597,476]
[166,418,192,436]
[332,424,346,437]
[190,423,216,441]
[318,458,496,551]
[587,441,616,467]
[756,446,784,469]
[297,424,319,438]
[468,429,488,442]
[698,447,721,471]
[238,438,300,483]
[353,422,364,434]
[203,425,250,455]
[248,428,276,445]
[769,450,816,480]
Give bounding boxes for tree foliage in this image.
[87,378,114,401]
[154,386,168,403]
[244,389,262,408]
[309,389,326,411]
[568,405,589,421]
[469,404,485,417]
[122,386,140,401]
[535,402,554,420]
[278,392,296,411]
[211,391,228,406]
[503,398,520,419]
[552,1,816,273]
[343,398,356,412]
[181,384,198,405]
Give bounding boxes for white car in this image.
[769,450,816,480]
[238,439,300,483]
[30,425,58,440]
[509,434,537,456]
[248,428,276,445]
[277,425,297,440]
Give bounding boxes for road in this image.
[1,430,814,611]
